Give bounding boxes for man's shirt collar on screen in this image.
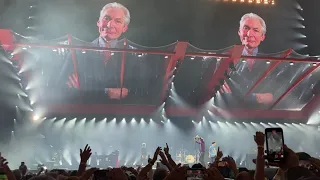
[242,47,258,56]
[97,36,118,48]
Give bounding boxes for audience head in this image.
[153,168,168,180]
[236,171,254,180]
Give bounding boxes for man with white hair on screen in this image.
[222,13,274,107]
[60,2,131,100]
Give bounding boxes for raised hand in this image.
[224,156,238,176]
[254,131,264,146]
[80,144,92,163]
[152,147,162,163]
[159,151,167,164]
[216,147,223,159]
[164,143,169,155]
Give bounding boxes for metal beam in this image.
[269,64,320,109]
[67,34,80,88]
[160,42,188,102]
[9,42,320,63]
[45,104,306,120]
[302,95,320,118]
[245,49,292,97]
[120,38,127,99]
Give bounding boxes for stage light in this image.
[266,61,271,64]
[256,0,261,4]
[248,0,253,3]
[33,115,40,121]
[164,55,168,59]
[302,26,305,28]
[290,62,294,66]
[191,57,195,60]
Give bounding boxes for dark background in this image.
[0,0,313,53]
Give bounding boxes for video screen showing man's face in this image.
[97,7,129,41]
[266,131,284,159]
[238,17,265,50]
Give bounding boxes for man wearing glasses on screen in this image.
[61,2,130,100]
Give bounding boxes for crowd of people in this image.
[1,132,320,180]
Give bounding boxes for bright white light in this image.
[82,51,86,54]
[165,56,168,59]
[22,47,27,50]
[290,62,294,66]
[33,115,40,121]
[111,52,114,56]
[53,49,57,52]
[191,57,195,60]
[266,61,271,64]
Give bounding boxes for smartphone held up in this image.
[265,128,285,162]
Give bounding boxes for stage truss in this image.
[0,29,319,121]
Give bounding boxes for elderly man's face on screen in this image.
[97,7,128,41]
[238,18,265,50]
